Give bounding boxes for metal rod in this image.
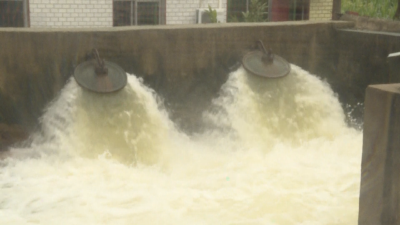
[92,49,108,75]
[23,0,28,27]
[268,0,272,21]
[131,1,134,25]
[258,40,274,64]
[92,49,103,67]
[135,1,138,25]
[258,40,268,54]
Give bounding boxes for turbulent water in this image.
[0,65,362,225]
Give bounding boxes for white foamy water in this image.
[0,65,362,225]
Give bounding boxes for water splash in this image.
[0,66,362,225]
[72,76,172,165]
[204,65,352,148]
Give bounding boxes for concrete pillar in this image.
[359,84,400,225]
[388,52,400,83]
[332,0,341,20]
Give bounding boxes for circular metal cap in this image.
[74,60,127,93]
[242,50,291,78]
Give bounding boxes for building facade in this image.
[309,0,333,20]
[0,0,333,28]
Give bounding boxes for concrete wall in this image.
[4,20,400,147]
[310,0,333,21]
[334,29,400,121]
[0,21,353,142]
[2,21,400,140]
[359,84,400,225]
[30,0,113,28]
[166,0,227,24]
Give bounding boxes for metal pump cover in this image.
[74,49,127,93]
[242,40,291,78]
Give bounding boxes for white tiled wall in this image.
[29,0,113,28]
[28,0,332,28]
[166,0,227,24]
[309,0,332,21]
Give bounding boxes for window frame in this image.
[113,0,166,26]
[289,0,310,21]
[0,0,29,27]
[227,0,267,22]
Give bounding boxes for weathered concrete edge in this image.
[369,84,400,94]
[0,20,354,32]
[341,14,400,33]
[338,28,400,37]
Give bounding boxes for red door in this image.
[269,0,291,21]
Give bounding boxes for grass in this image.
[342,0,398,19]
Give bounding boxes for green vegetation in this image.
[227,0,268,22]
[342,0,398,19]
[205,5,218,23]
[242,0,268,22]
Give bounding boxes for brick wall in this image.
[166,0,226,24]
[309,0,332,21]
[29,0,113,28]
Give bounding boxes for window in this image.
[0,0,29,27]
[268,0,309,21]
[113,0,165,26]
[227,0,248,22]
[289,0,309,21]
[227,0,309,22]
[227,0,268,22]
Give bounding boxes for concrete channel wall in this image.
[1,20,400,146]
[334,29,400,120]
[360,84,400,225]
